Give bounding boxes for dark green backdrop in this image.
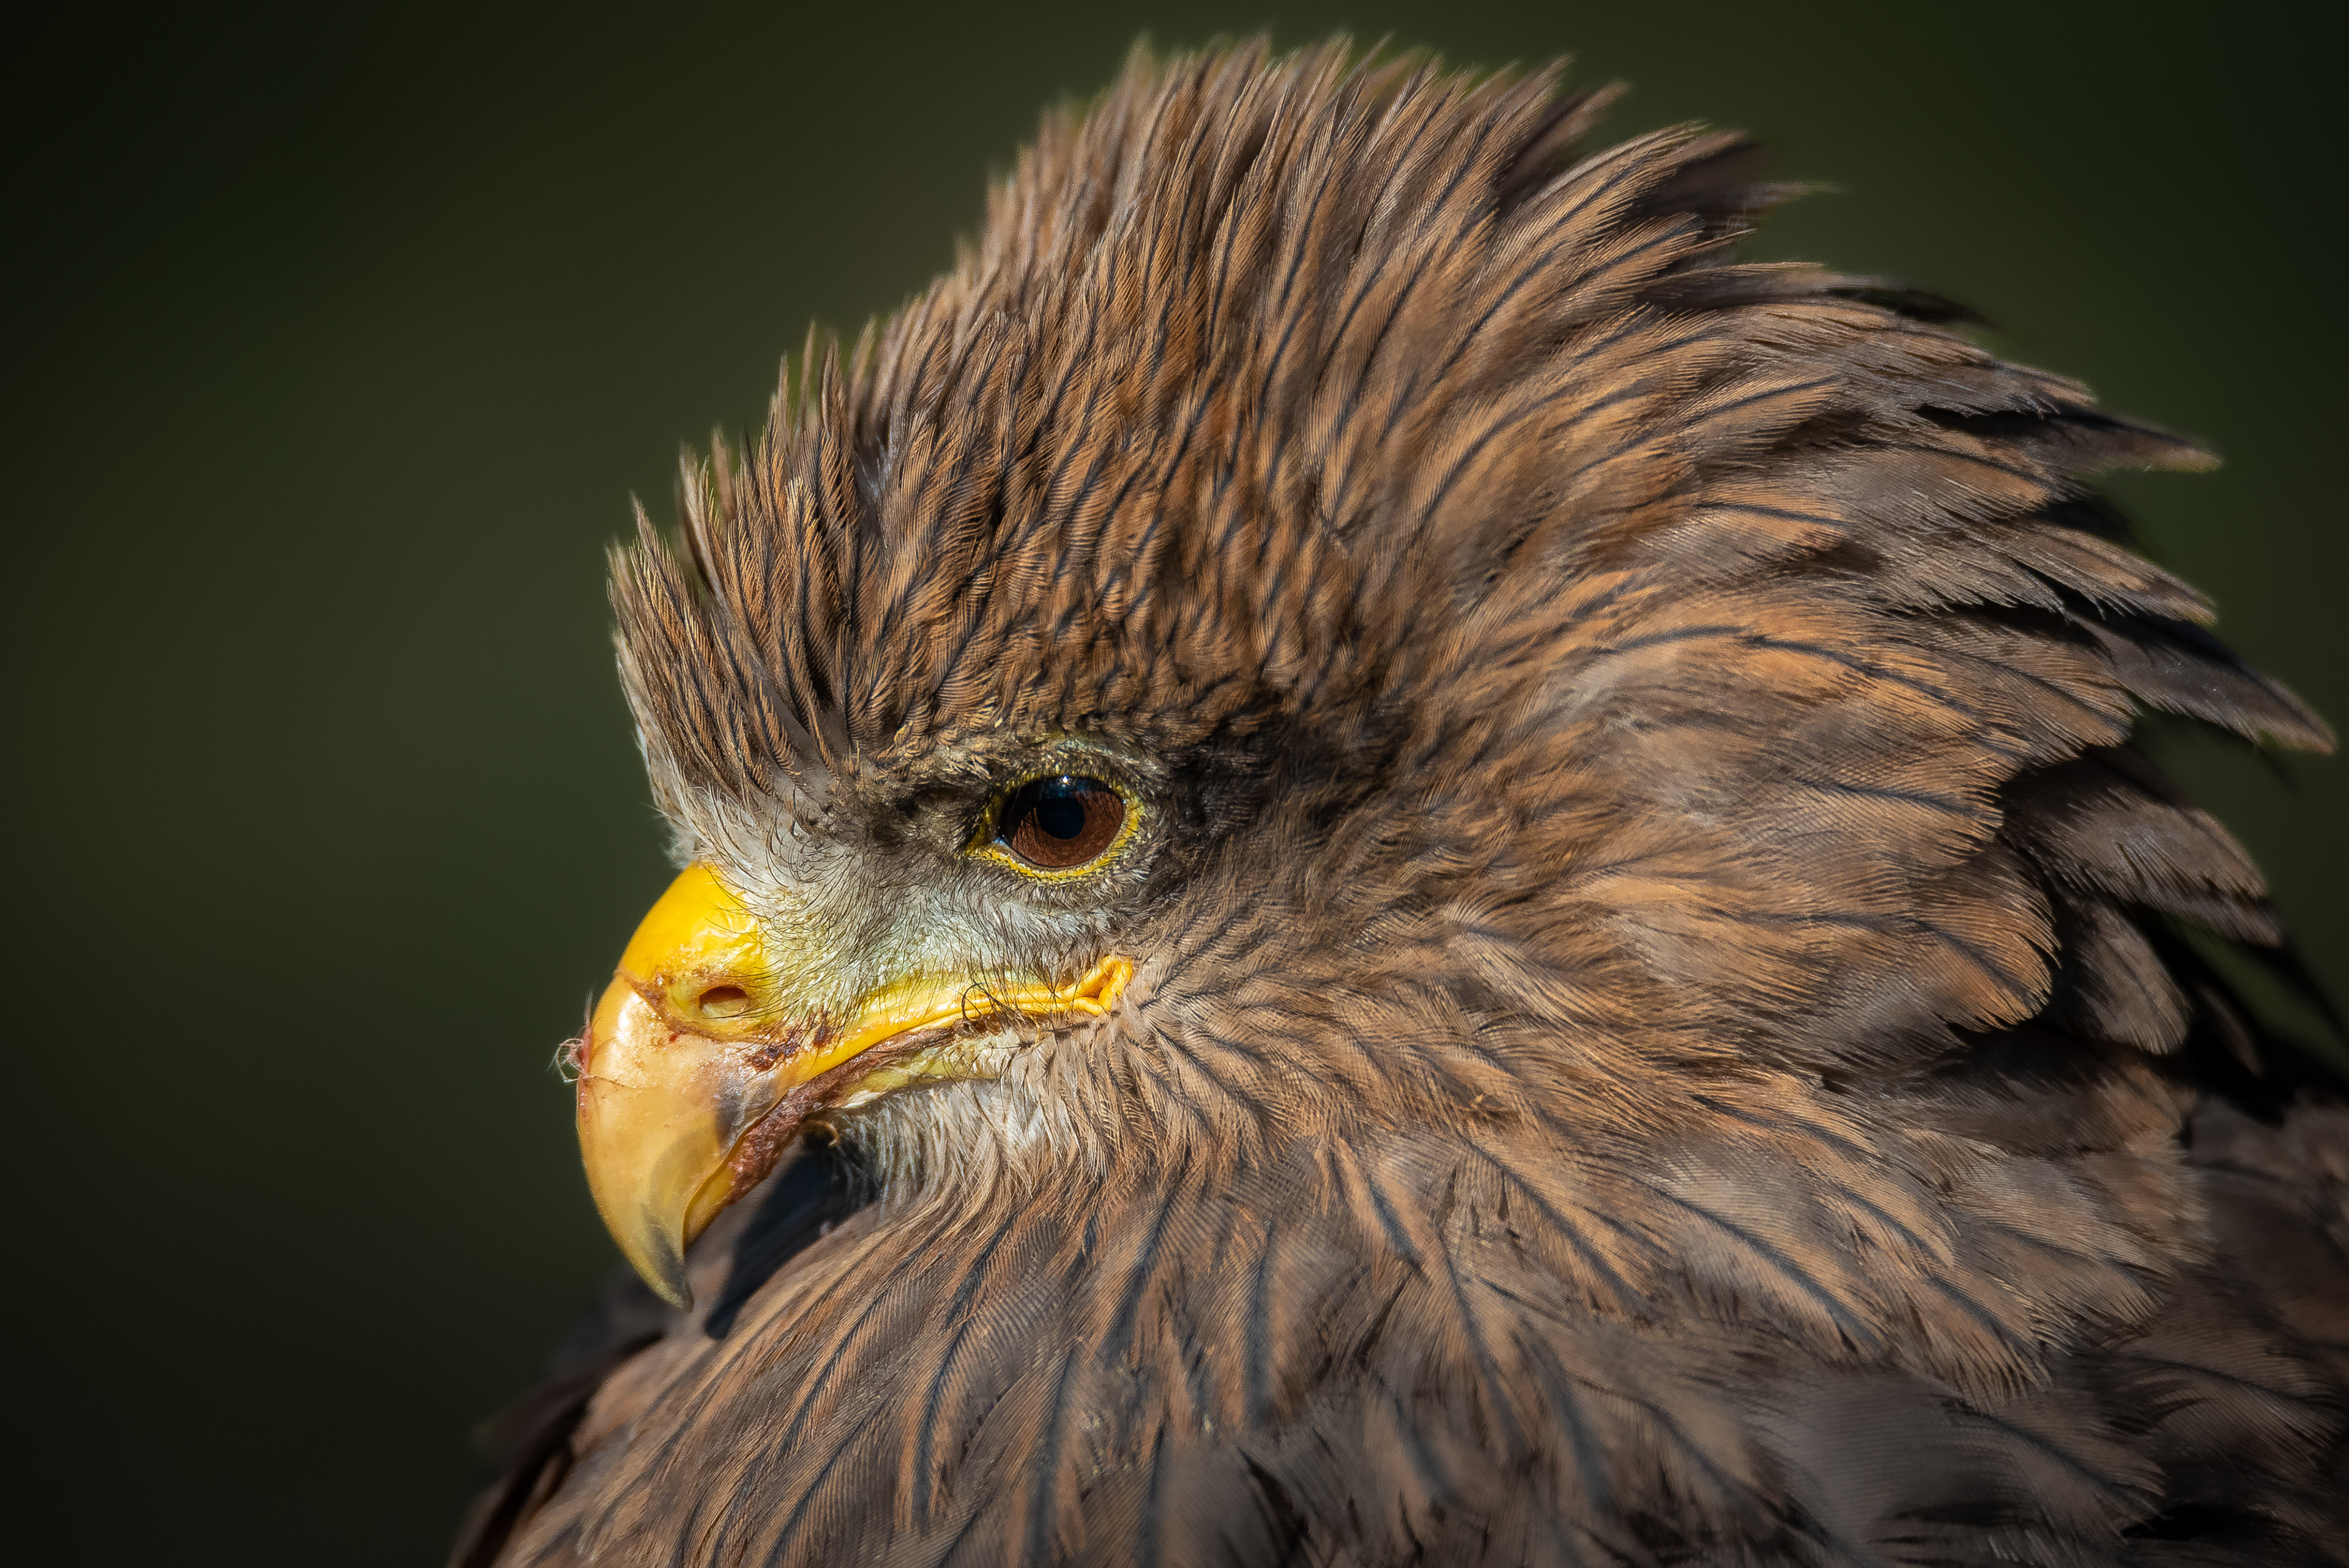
[9,2,2341,1559]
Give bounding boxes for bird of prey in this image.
[456,39,2349,1568]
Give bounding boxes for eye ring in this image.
[974,773,1135,877]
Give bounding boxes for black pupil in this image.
[1032,779,1089,839]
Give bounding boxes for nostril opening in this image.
[696,984,752,1019]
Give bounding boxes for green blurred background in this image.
[7,1,2340,1559]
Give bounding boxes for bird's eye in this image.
[995,775,1126,871]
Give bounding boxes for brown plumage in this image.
[458,39,2349,1567]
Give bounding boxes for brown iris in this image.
[996,775,1126,870]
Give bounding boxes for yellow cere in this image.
[618,863,770,1008]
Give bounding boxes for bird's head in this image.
[562,42,2328,1316]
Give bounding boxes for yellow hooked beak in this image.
[572,864,1131,1307]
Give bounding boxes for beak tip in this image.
[625,1252,696,1311]
[615,1222,696,1312]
